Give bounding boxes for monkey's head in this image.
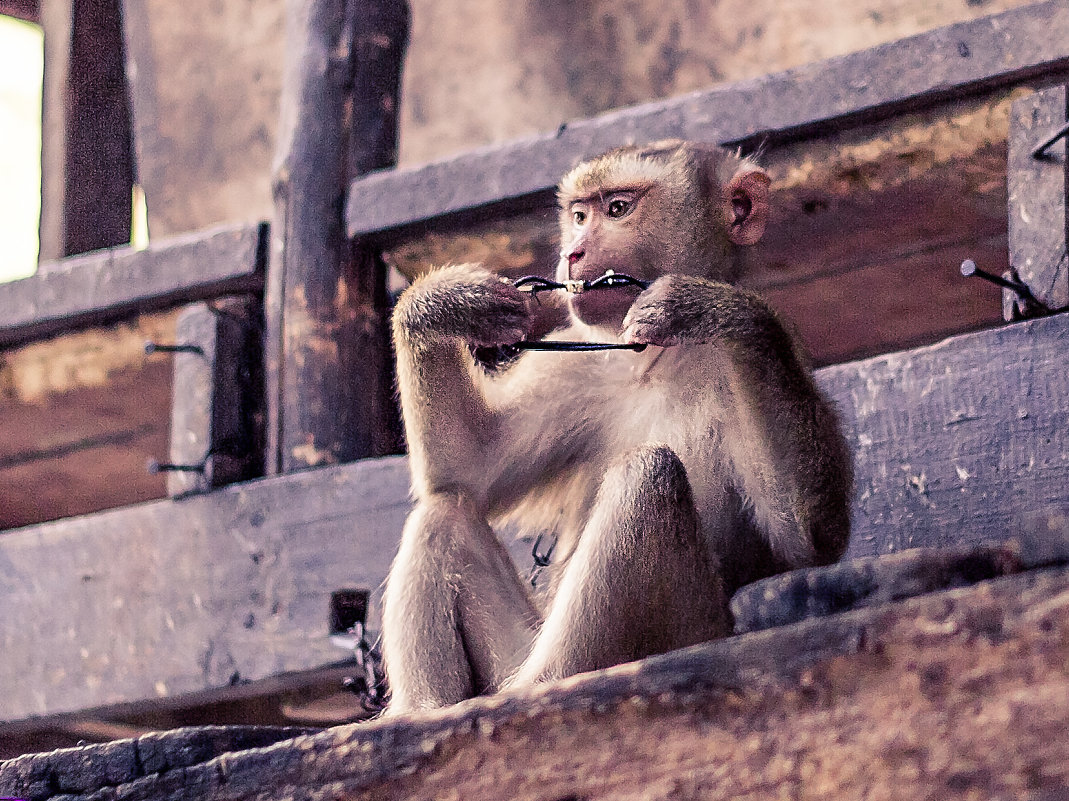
[556,140,770,329]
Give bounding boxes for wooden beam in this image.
[820,313,1069,557]
[39,0,133,260]
[343,0,409,459]
[265,0,408,474]
[0,312,1067,724]
[0,222,266,349]
[0,455,413,724]
[1006,84,1069,316]
[345,1,1069,239]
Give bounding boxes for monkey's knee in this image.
[600,445,696,520]
[389,491,521,600]
[384,493,484,614]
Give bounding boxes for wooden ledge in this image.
[345,1,1069,239]
[0,222,265,349]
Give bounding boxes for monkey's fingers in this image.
[622,323,683,348]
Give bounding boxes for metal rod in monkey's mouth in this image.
[513,270,650,295]
[509,271,650,352]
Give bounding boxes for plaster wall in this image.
[123,0,1033,236]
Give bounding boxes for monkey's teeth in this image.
[564,280,586,294]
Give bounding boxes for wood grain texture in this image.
[0,455,412,723]
[166,300,264,496]
[345,0,1069,238]
[0,360,171,529]
[166,305,218,495]
[3,566,1067,800]
[0,223,265,349]
[818,311,1069,558]
[38,0,133,261]
[0,313,1067,723]
[265,0,408,474]
[1007,84,1069,314]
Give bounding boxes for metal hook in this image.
[959,259,1049,318]
[1031,120,1069,160]
[144,341,205,357]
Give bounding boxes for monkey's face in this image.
[556,142,770,332]
[557,187,660,328]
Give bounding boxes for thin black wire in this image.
[514,340,647,352]
[512,272,650,352]
[528,532,558,587]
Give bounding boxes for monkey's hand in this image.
[622,275,781,348]
[393,263,533,348]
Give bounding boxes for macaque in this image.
[381,140,852,714]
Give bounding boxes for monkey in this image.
[380,140,852,714]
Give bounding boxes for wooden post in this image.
[265,0,408,474]
[39,0,133,261]
[160,298,265,496]
[1006,85,1069,318]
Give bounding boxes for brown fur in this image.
[382,140,852,714]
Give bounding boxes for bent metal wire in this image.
[511,270,650,352]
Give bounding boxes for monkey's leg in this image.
[509,445,731,687]
[381,493,539,714]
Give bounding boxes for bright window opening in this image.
[0,15,43,283]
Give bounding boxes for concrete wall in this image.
[123,0,1033,237]
[399,0,1031,164]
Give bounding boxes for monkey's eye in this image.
[572,208,587,225]
[605,196,633,219]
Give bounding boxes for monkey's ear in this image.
[724,168,770,246]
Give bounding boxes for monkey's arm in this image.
[392,264,533,498]
[624,275,853,567]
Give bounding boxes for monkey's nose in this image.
[567,250,585,266]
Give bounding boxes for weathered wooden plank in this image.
[265,0,408,474]
[820,312,1069,557]
[0,313,1067,723]
[0,366,171,530]
[162,300,264,496]
[0,223,266,349]
[1007,84,1069,315]
[0,315,178,529]
[761,233,1007,365]
[0,725,314,798]
[342,0,409,460]
[39,0,133,260]
[346,1,1069,239]
[0,455,413,723]
[4,566,1067,801]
